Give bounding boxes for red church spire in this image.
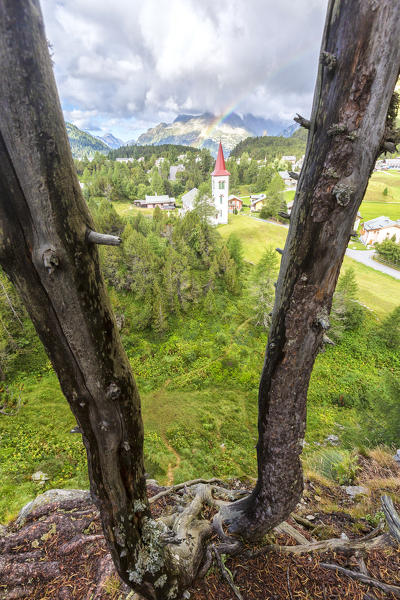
[212,142,231,176]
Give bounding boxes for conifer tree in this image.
[204,288,217,314]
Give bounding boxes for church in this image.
[211,142,230,225]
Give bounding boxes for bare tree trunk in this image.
[0,2,183,598]
[221,0,400,537]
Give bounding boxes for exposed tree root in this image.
[212,544,244,600]
[247,531,390,558]
[1,483,400,600]
[149,478,222,504]
[320,562,400,598]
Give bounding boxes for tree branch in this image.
[86,230,122,246]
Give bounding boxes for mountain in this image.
[281,123,300,138]
[97,133,125,149]
[136,112,291,156]
[66,123,110,159]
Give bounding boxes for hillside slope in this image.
[230,127,307,160]
[65,122,110,159]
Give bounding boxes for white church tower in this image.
[211,142,230,225]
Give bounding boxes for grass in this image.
[359,201,400,222]
[219,214,287,263]
[113,202,154,217]
[2,197,399,524]
[219,214,400,316]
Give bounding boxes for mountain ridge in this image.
[136,112,292,156]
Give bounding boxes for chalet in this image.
[250,198,264,212]
[279,170,297,187]
[134,195,175,209]
[116,157,134,163]
[181,188,198,214]
[228,195,243,213]
[169,164,185,181]
[155,157,165,167]
[250,193,266,201]
[360,216,400,245]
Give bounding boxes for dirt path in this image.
[161,432,181,486]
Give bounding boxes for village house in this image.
[116,157,134,163]
[281,155,296,168]
[360,216,400,245]
[134,194,175,209]
[181,188,198,215]
[169,164,185,181]
[155,157,165,167]
[228,194,243,213]
[279,170,297,188]
[250,198,265,212]
[137,157,145,162]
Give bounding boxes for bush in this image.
[375,238,400,267]
[377,305,400,349]
[308,448,360,484]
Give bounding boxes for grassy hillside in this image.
[66,122,110,159]
[230,127,307,160]
[1,196,399,524]
[219,215,400,316]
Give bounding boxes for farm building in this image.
[134,195,175,209]
[360,216,400,245]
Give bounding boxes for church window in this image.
[220,195,223,204]
[219,181,225,189]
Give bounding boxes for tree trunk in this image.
[0,2,182,598]
[220,0,400,537]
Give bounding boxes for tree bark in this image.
[220,0,400,537]
[0,2,180,598]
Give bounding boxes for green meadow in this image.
[1,178,400,524]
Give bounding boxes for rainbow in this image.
[203,97,245,139]
[202,42,320,140]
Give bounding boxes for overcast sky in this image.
[41,0,328,141]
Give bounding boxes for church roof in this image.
[212,142,230,177]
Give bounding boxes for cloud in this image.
[40,0,328,138]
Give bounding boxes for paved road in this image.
[245,215,400,280]
[345,249,400,280]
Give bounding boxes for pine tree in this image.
[204,288,217,314]
[226,234,244,274]
[152,282,167,333]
